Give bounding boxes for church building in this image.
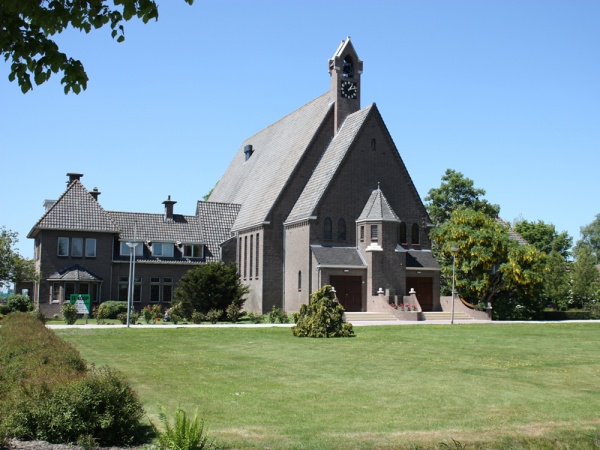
[27,38,440,316]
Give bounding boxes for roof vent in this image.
[162,195,177,220]
[244,144,253,161]
[66,172,83,185]
[90,187,101,201]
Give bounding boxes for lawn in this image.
[56,323,600,449]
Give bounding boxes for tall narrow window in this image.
[360,226,365,242]
[371,138,376,151]
[71,238,83,257]
[58,237,69,256]
[298,271,302,292]
[370,224,378,242]
[337,218,347,241]
[249,235,253,278]
[238,237,242,272]
[85,238,96,257]
[163,278,173,303]
[255,233,260,279]
[243,236,247,279]
[324,217,332,241]
[399,222,407,244]
[412,223,420,245]
[150,277,161,303]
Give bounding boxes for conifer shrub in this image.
[292,285,354,338]
[268,306,290,323]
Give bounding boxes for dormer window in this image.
[120,241,143,256]
[152,242,174,257]
[183,244,203,258]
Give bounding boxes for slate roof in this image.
[311,245,367,267]
[28,180,118,237]
[108,211,203,243]
[208,92,334,231]
[47,264,103,281]
[406,250,441,269]
[286,104,373,223]
[357,187,400,222]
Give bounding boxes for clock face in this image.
[340,80,358,99]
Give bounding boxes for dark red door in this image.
[406,277,433,311]
[329,276,363,312]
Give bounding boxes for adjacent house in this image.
[27,38,441,317]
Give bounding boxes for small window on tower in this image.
[342,56,354,78]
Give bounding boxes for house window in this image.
[118,276,142,302]
[163,278,173,303]
[152,243,174,257]
[370,224,378,242]
[249,235,253,278]
[399,222,407,244]
[120,242,143,256]
[337,218,346,241]
[324,217,332,241]
[183,244,203,258]
[71,238,83,257]
[412,223,420,245]
[64,282,75,303]
[85,238,96,257]
[79,282,99,303]
[58,237,69,256]
[298,271,302,292]
[51,282,61,303]
[360,226,364,242]
[255,233,260,279]
[150,277,172,303]
[150,277,161,303]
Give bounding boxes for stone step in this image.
[344,312,399,322]
[421,311,472,320]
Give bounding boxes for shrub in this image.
[61,303,78,325]
[117,310,140,325]
[226,302,245,323]
[246,312,264,324]
[6,294,33,312]
[292,285,354,338]
[96,301,128,319]
[205,309,222,324]
[268,306,289,323]
[152,405,214,450]
[191,311,204,324]
[30,308,47,324]
[143,304,162,324]
[170,313,181,325]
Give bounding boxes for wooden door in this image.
[329,276,363,312]
[406,277,433,311]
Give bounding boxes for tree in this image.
[575,213,600,265]
[172,262,248,318]
[431,208,546,319]
[424,169,500,225]
[569,245,600,309]
[543,251,571,309]
[0,227,37,289]
[513,219,572,260]
[1,0,193,94]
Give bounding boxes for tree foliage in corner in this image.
[431,208,546,319]
[0,227,37,289]
[1,0,193,94]
[172,262,248,318]
[292,285,354,338]
[575,213,600,265]
[424,168,500,226]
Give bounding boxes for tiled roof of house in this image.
[208,92,334,231]
[28,180,119,237]
[311,245,367,267]
[496,218,528,245]
[197,201,241,260]
[357,187,400,222]
[406,250,440,269]
[47,264,103,281]
[108,211,203,243]
[286,104,373,223]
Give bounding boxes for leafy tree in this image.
[569,245,600,309]
[424,169,500,225]
[292,285,354,338]
[172,262,248,318]
[543,251,571,309]
[513,219,572,259]
[431,208,546,319]
[0,227,37,289]
[1,0,193,94]
[575,213,600,265]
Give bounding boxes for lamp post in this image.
[450,246,458,324]
[125,241,139,328]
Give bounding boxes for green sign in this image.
[70,294,91,315]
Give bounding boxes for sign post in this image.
[70,294,91,324]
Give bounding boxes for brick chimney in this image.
[163,195,176,220]
[90,187,101,201]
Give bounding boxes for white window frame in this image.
[152,242,174,257]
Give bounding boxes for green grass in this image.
[56,323,600,449]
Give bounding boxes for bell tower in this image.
[329,37,364,133]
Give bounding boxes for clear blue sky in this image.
[1,0,599,257]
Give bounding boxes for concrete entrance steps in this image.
[421,311,472,321]
[344,312,399,322]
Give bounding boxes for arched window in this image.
[324,217,332,241]
[337,218,346,241]
[342,56,354,78]
[399,222,407,244]
[412,223,420,245]
[298,271,302,292]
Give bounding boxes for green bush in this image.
[268,306,289,323]
[152,405,214,450]
[143,304,162,324]
[205,309,222,324]
[191,311,204,324]
[61,303,78,324]
[117,310,140,325]
[0,313,144,446]
[246,312,264,324]
[30,308,47,324]
[292,285,354,338]
[543,310,594,321]
[96,301,128,319]
[226,302,245,323]
[6,294,33,312]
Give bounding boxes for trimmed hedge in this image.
[0,312,144,446]
[96,300,128,319]
[543,310,596,321]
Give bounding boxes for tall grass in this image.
[57,323,600,449]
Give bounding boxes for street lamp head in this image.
[126,241,140,249]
